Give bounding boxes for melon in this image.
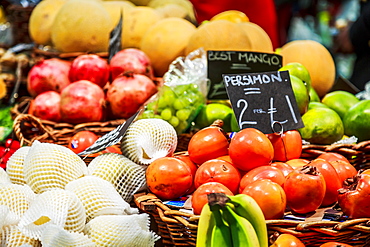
[121,6,162,49]
[185,20,252,55]
[148,0,196,23]
[51,0,112,53]
[140,17,196,77]
[238,22,273,53]
[279,40,336,98]
[28,0,66,45]
[102,1,135,28]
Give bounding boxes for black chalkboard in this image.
[223,70,304,134]
[77,110,140,156]
[207,50,283,100]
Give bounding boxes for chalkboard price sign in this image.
[223,70,304,134]
[207,50,282,100]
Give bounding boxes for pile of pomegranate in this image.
[27,48,158,124]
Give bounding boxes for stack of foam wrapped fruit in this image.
[0,116,182,246]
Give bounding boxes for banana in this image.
[196,203,215,247]
[210,203,233,247]
[222,205,260,247]
[227,194,268,247]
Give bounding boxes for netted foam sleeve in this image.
[120,119,177,165]
[0,184,36,220]
[17,189,86,240]
[1,225,41,247]
[88,153,147,202]
[65,176,138,222]
[0,167,11,184]
[6,146,30,185]
[0,205,19,229]
[84,214,160,247]
[23,141,88,193]
[40,225,94,247]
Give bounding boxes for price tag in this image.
[77,110,140,156]
[223,70,304,134]
[207,50,282,100]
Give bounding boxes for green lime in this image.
[309,86,320,102]
[195,103,233,131]
[279,62,312,92]
[230,112,239,132]
[308,101,329,111]
[290,75,309,115]
[299,107,344,144]
[343,100,370,142]
[321,90,360,120]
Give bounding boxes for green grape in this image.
[140,110,155,119]
[175,120,189,134]
[146,102,157,111]
[169,116,180,127]
[153,114,162,119]
[176,109,192,121]
[163,89,176,106]
[173,98,186,110]
[173,84,189,95]
[157,97,167,108]
[160,108,172,121]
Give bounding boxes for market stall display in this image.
[1,0,370,246]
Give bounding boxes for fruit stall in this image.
[1,0,370,247]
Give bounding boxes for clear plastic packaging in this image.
[140,48,208,134]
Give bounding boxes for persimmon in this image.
[146,157,193,200]
[229,128,274,172]
[270,233,305,247]
[239,165,286,193]
[191,182,233,215]
[286,158,310,169]
[320,242,353,247]
[194,159,241,194]
[317,152,351,164]
[329,160,357,186]
[266,130,302,162]
[174,152,198,194]
[271,162,294,178]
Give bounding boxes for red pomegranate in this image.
[60,80,105,124]
[110,48,154,80]
[27,58,71,97]
[28,91,61,122]
[69,54,110,88]
[106,73,157,119]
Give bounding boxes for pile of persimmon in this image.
[145,121,368,220]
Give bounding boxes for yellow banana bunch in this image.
[222,205,260,247]
[196,193,268,247]
[227,194,269,247]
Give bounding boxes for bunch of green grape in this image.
[140,84,206,134]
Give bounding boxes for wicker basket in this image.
[134,192,370,247]
[133,140,370,247]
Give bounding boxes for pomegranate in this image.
[110,48,154,80]
[27,58,71,97]
[106,73,157,119]
[69,54,110,88]
[60,80,105,124]
[28,91,61,122]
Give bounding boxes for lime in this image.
[309,86,320,102]
[299,107,344,144]
[343,100,370,142]
[279,62,312,92]
[230,112,240,132]
[308,101,329,111]
[321,90,360,120]
[290,75,309,115]
[194,103,233,131]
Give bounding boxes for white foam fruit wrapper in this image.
[88,153,147,202]
[1,224,41,246]
[17,189,86,240]
[40,225,94,247]
[6,146,30,185]
[23,141,88,194]
[84,214,160,246]
[120,118,178,165]
[65,176,139,222]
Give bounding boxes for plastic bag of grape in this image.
[139,48,208,134]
